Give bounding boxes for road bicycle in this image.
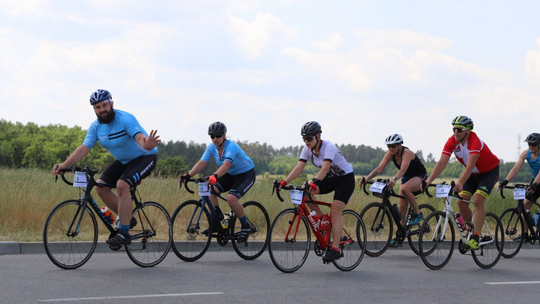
[359,178,435,257]
[171,177,270,262]
[268,180,366,273]
[43,167,172,269]
[499,182,540,258]
[418,181,504,270]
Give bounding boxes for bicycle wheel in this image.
[43,200,98,270]
[268,208,311,273]
[332,210,366,271]
[407,203,436,256]
[231,201,270,260]
[472,211,504,269]
[126,202,172,267]
[419,210,455,270]
[499,208,523,258]
[359,202,392,257]
[171,200,212,262]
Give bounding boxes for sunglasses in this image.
[528,143,539,147]
[387,144,398,149]
[302,136,315,142]
[210,134,223,139]
[453,128,468,133]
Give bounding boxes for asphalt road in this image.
[1,244,540,304]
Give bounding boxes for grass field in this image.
[0,168,514,242]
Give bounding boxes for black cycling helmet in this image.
[301,121,322,136]
[451,115,474,130]
[525,133,540,145]
[90,89,112,105]
[208,121,227,135]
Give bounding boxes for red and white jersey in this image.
[442,132,499,174]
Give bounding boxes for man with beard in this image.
[53,89,160,246]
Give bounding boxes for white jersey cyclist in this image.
[299,140,353,178]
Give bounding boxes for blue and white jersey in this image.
[201,140,254,175]
[526,150,540,179]
[82,109,157,164]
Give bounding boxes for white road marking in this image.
[39,292,224,302]
[485,281,540,285]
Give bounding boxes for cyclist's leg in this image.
[400,176,422,215]
[95,160,124,213]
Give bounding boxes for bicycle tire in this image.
[43,200,98,270]
[499,208,523,258]
[268,208,311,273]
[231,201,270,260]
[472,211,504,269]
[419,210,455,270]
[171,200,212,262]
[332,210,366,271]
[126,202,172,267]
[407,203,436,256]
[359,202,392,257]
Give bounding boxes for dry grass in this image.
[0,168,510,242]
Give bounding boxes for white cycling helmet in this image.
[384,133,403,145]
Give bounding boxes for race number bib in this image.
[73,171,87,187]
[369,182,385,193]
[198,182,210,196]
[436,184,452,198]
[289,189,303,205]
[513,188,526,200]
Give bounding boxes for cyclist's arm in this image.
[365,152,391,181]
[314,160,331,181]
[388,149,413,187]
[135,130,160,150]
[214,160,232,178]
[425,154,450,185]
[53,145,91,174]
[283,160,307,184]
[504,150,527,182]
[188,159,208,176]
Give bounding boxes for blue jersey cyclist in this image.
[278,121,356,263]
[53,89,160,246]
[499,133,540,242]
[180,122,256,243]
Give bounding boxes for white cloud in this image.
[313,33,344,52]
[228,12,298,59]
[525,37,540,84]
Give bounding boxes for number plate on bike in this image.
[513,188,526,200]
[73,171,87,187]
[436,184,451,197]
[198,182,210,196]
[289,189,303,205]
[369,182,385,193]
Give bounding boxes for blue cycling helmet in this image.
[90,89,112,105]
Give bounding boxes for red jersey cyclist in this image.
[499,133,540,242]
[277,121,356,263]
[424,115,500,250]
[360,133,428,247]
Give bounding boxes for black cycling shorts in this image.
[317,172,355,204]
[99,154,157,188]
[215,168,256,199]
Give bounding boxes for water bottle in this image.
[320,214,330,231]
[534,212,540,228]
[391,204,402,221]
[526,210,534,227]
[101,206,115,224]
[455,212,466,231]
[222,212,231,229]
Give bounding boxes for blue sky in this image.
[1,0,540,163]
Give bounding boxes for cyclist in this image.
[424,115,499,250]
[498,132,540,242]
[52,89,160,246]
[277,121,356,263]
[360,133,427,247]
[179,122,256,243]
